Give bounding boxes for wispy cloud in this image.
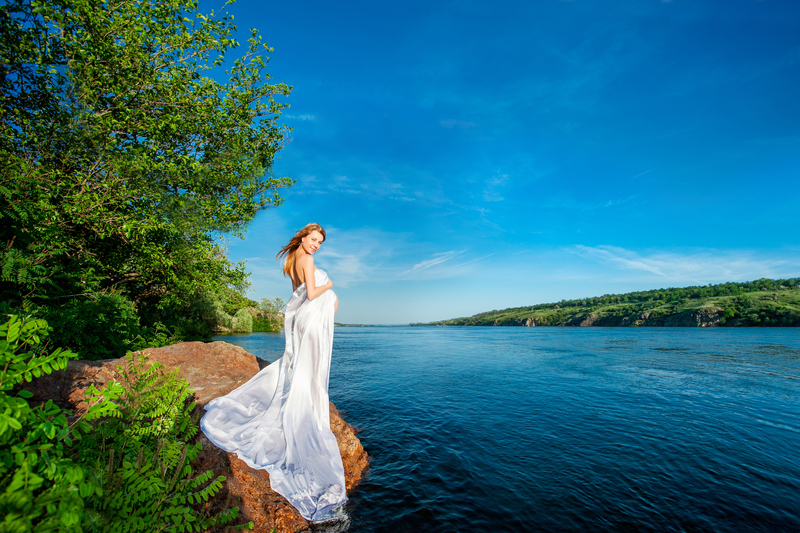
[398,250,500,280]
[284,114,315,121]
[440,119,477,129]
[483,173,509,202]
[402,250,465,275]
[572,245,798,284]
[312,226,412,288]
[319,175,363,195]
[543,194,640,212]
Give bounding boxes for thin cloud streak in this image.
[440,119,477,129]
[402,250,466,275]
[572,245,797,284]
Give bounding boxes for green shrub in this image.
[36,293,146,360]
[77,353,251,532]
[30,294,185,361]
[0,313,94,532]
[251,317,277,333]
[257,298,285,332]
[214,308,234,331]
[231,309,253,334]
[0,313,253,532]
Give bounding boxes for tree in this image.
[258,296,285,331]
[231,307,253,333]
[0,0,292,354]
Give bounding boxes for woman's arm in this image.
[299,254,333,300]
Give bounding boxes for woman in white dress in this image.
[201,223,347,523]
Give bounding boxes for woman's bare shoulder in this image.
[296,253,315,268]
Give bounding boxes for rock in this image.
[329,403,369,493]
[518,317,539,327]
[621,311,651,327]
[563,313,597,327]
[620,309,720,327]
[139,341,261,407]
[662,308,721,327]
[24,341,368,533]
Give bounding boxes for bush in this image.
[77,353,251,532]
[251,317,277,333]
[35,293,146,360]
[0,313,252,532]
[0,314,86,532]
[231,309,253,334]
[256,298,284,332]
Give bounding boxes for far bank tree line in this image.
[423,278,800,327]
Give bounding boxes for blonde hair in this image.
[276,223,326,282]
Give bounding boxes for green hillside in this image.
[420,278,800,327]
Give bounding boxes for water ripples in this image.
[216,328,800,532]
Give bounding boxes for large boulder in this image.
[25,341,368,533]
[141,341,261,406]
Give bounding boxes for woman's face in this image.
[301,230,324,255]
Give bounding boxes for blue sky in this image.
[203,0,800,324]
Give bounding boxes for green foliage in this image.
[0,313,252,532]
[0,0,293,355]
[33,293,145,360]
[251,317,275,333]
[253,297,284,332]
[424,278,800,327]
[76,353,250,532]
[0,314,96,532]
[218,287,259,318]
[231,308,253,334]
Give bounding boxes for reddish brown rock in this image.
[24,341,368,533]
[330,403,369,493]
[139,341,261,406]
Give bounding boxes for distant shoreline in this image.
[334,323,403,327]
[413,278,800,328]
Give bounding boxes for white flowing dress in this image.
[200,269,346,522]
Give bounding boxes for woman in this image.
[201,223,347,523]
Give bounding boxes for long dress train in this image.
[200,269,346,522]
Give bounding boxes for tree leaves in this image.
[1,0,294,353]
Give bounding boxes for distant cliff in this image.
[418,278,800,327]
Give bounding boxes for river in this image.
[214,327,800,532]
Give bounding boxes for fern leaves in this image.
[0,314,250,532]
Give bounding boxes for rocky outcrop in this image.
[25,341,368,533]
[661,308,721,327]
[620,308,721,327]
[620,311,652,327]
[23,341,261,415]
[518,317,539,327]
[562,313,599,327]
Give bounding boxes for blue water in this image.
[214,327,800,532]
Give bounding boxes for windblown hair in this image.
[276,223,326,281]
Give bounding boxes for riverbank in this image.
[419,278,800,327]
